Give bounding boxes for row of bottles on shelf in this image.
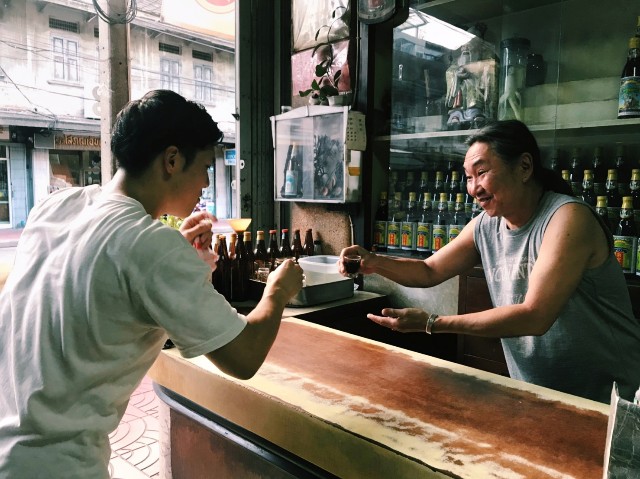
[559,145,639,197]
[211,228,322,302]
[372,190,482,257]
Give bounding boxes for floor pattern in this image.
[108,376,161,479]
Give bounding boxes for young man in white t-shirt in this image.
[0,89,304,479]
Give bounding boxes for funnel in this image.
[227,218,252,233]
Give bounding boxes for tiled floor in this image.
[108,376,161,479]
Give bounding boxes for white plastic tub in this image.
[298,255,343,285]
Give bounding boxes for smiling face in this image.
[463,142,526,221]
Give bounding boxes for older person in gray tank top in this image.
[339,120,640,403]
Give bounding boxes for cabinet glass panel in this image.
[382,0,640,227]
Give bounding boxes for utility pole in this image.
[97,0,131,183]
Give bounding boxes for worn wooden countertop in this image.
[148,317,609,479]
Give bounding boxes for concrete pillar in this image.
[97,0,131,183]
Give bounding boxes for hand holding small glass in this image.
[343,255,362,279]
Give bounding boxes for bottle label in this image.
[387,221,401,249]
[618,76,640,117]
[373,220,388,248]
[613,235,638,273]
[401,221,417,250]
[447,224,465,243]
[284,170,298,196]
[431,224,447,252]
[416,222,432,252]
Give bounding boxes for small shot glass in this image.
[256,267,270,283]
[343,254,362,279]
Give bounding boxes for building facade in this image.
[0,0,236,228]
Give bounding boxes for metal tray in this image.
[249,278,354,307]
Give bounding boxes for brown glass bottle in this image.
[213,235,231,300]
[279,228,293,259]
[243,231,255,280]
[591,147,607,196]
[303,228,314,256]
[292,229,304,260]
[267,229,280,270]
[254,230,269,269]
[231,233,249,301]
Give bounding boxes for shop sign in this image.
[55,134,101,151]
[0,126,9,141]
[224,148,236,165]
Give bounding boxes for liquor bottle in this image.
[279,144,293,197]
[231,233,250,301]
[606,169,623,223]
[416,193,433,256]
[617,35,640,119]
[401,192,419,252]
[561,169,570,185]
[386,192,403,251]
[580,170,596,207]
[403,171,416,201]
[595,196,612,233]
[431,171,445,210]
[470,197,483,219]
[444,158,458,193]
[283,143,301,198]
[613,196,638,276]
[303,228,314,256]
[228,233,240,300]
[388,170,399,200]
[631,168,640,233]
[313,239,323,255]
[568,148,582,196]
[549,149,560,173]
[614,144,631,195]
[267,229,280,269]
[243,231,255,280]
[431,192,449,253]
[292,229,304,260]
[417,171,430,204]
[372,191,388,252]
[591,147,607,196]
[254,230,269,270]
[279,228,293,258]
[447,170,461,212]
[213,235,231,300]
[448,193,468,243]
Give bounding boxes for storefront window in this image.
[49,150,101,192]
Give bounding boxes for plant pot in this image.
[327,95,344,106]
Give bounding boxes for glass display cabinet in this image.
[271,105,362,203]
[373,0,640,240]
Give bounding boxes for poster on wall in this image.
[161,0,235,41]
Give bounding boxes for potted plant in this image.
[298,6,348,105]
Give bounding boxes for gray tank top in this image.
[474,191,640,403]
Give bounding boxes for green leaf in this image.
[333,70,342,83]
[299,89,312,97]
[311,79,320,90]
[319,85,339,97]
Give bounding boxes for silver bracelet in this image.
[425,313,439,335]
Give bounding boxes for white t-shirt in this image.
[0,186,246,479]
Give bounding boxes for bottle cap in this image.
[630,37,640,49]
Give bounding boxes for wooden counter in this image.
[149,318,609,479]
